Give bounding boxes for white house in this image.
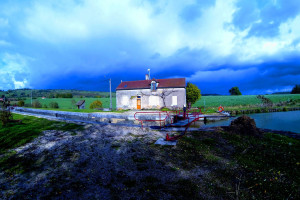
[116,76,186,110]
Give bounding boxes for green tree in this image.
[17,100,25,107]
[291,84,300,94]
[90,100,103,109]
[186,82,201,105]
[229,87,242,95]
[32,100,42,108]
[49,102,59,108]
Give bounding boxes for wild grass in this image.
[153,130,300,199]
[0,114,83,153]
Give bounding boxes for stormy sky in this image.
[0,0,300,94]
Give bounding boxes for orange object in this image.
[218,106,224,112]
[137,99,141,109]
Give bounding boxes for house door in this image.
[137,96,141,110]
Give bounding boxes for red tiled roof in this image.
[116,78,186,90]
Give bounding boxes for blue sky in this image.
[0,0,300,95]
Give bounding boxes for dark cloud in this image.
[1,0,300,94]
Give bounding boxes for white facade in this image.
[116,88,186,110]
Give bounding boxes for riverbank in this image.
[227,106,300,115]
[0,114,299,199]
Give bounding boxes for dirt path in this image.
[1,124,212,199]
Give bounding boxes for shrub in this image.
[49,102,59,108]
[32,100,42,108]
[43,104,48,108]
[161,107,171,111]
[55,93,73,98]
[283,107,288,112]
[17,100,25,107]
[89,100,103,109]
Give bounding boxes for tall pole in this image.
[109,78,112,110]
[31,89,33,106]
[148,69,150,79]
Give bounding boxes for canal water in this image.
[204,110,300,133]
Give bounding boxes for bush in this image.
[17,100,25,107]
[89,100,103,109]
[160,107,171,111]
[24,103,31,107]
[49,102,59,108]
[55,93,73,98]
[43,104,48,108]
[32,100,42,108]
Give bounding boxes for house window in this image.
[172,96,177,106]
[121,96,129,106]
[151,81,156,91]
[149,96,159,106]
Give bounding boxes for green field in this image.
[18,94,300,112]
[194,94,300,108]
[24,97,117,110]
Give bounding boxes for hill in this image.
[0,89,115,99]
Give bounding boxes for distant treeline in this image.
[52,93,73,98]
[0,89,116,99]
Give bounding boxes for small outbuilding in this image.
[76,100,85,109]
[116,76,186,110]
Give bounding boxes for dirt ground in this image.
[1,123,299,200]
[1,124,203,199]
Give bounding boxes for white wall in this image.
[116,88,186,110]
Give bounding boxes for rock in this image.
[229,115,262,137]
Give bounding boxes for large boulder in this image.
[229,115,262,137]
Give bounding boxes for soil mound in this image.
[229,115,262,137]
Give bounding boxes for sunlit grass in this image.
[0,114,82,153]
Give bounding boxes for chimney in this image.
[145,74,149,80]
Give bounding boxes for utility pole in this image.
[148,68,151,79]
[109,78,112,110]
[31,89,33,106]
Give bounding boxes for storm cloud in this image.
[0,0,299,94]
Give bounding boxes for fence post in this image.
[159,112,161,128]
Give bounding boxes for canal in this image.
[204,110,300,133]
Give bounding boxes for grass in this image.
[195,94,300,107]
[224,132,300,199]
[153,130,300,199]
[12,94,300,114]
[24,97,117,110]
[25,107,129,113]
[0,114,83,153]
[194,94,300,113]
